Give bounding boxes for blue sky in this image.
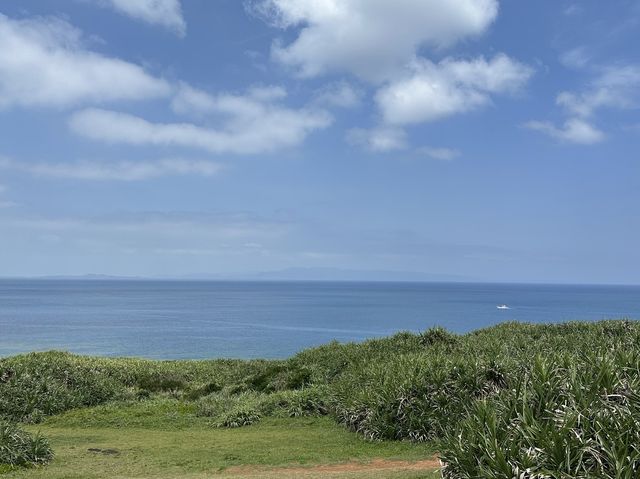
[0,0,638,283]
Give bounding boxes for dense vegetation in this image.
[0,422,52,470]
[1,319,639,477]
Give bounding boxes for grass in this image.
[4,414,437,478]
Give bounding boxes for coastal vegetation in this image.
[1,319,639,477]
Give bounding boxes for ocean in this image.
[1,280,639,359]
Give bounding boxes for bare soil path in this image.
[222,458,441,478]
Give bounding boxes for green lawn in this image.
[3,401,439,479]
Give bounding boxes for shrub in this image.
[137,373,187,393]
[196,391,263,428]
[243,363,313,393]
[185,381,222,400]
[0,421,53,468]
[216,406,261,428]
[419,326,459,347]
[440,352,640,478]
[332,353,510,441]
[0,352,128,422]
[196,391,263,427]
[259,387,331,417]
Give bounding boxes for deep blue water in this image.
[1,280,639,359]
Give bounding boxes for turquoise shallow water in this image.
[1,280,639,359]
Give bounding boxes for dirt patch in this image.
[87,447,120,456]
[224,458,441,476]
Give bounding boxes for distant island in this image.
[6,268,475,283]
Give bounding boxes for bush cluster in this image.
[440,353,640,478]
[196,386,330,427]
[0,421,53,468]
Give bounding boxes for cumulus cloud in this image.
[250,0,499,82]
[70,86,332,154]
[526,64,640,144]
[376,55,533,125]
[85,0,186,36]
[0,157,221,181]
[524,119,605,145]
[346,127,408,152]
[0,14,170,109]
[250,0,533,149]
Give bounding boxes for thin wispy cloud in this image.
[0,157,221,181]
[416,147,461,161]
[346,127,408,153]
[0,182,16,208]
[524,118,605,145]
[6,211,292,262]
[170,82,219,116]
[557,65,640,118]
[559,47,591,69]
[526,63,640,144]
[82,0,186,36]
[0,182,14,208]
[312,81,363,109]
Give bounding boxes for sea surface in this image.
[1,280,639,359]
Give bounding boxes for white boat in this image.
[496,304,510,310]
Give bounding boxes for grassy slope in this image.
[3,320,639,478]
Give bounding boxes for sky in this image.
[0,0,639,284]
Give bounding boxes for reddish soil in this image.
[223,458,441,476]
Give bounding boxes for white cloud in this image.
[524,118,605,145]
[559,47,590,69]
[526,64,640,144]
[251,0,499,82]
[70,87,332,154]
[416,147,460,160]
[376,54,533,125]
[556,65,640,118]
[564,4,583,16]
[346,127,408,152]
[171,82,219,116]
[313,81,363,108]
[0,14,170,109]
[1,158,221,181]
[9,211,289,244]
[86,0,186,36]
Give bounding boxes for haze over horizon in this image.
[1,0,639,284]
